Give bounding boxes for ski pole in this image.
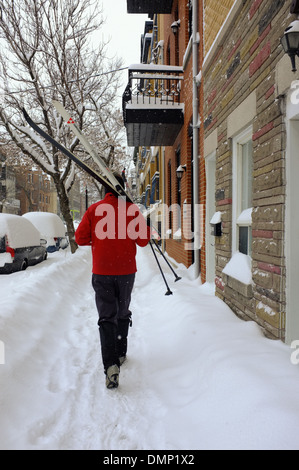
[149,241,173,296]
[151,238,182,282]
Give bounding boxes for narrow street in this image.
[0,246,299,450]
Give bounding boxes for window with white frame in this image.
[233,127,253,257]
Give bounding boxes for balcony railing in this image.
[122,65,184,147]
[127,0,173,14]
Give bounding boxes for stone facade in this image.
[203,0,289,339]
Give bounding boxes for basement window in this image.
[232,127,253,257]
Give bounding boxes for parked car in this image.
[23,212,69,253]
[0,214,47,274]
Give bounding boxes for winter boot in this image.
[106,364,120,389]
[117,318,131,365]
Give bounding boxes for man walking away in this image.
[75,173,151,389]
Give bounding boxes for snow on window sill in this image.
[237,208,253,226]
[223,252,252,286]
[174,228,182,240]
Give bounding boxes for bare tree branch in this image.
[0,0,126,253]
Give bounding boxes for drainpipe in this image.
[192,0,200,278]
[158,24,166,253]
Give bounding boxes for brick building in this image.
[0,152,20,214]
[16,167,57,215]
[163,0,199,270]
[124,0,299,343]
[124,0,202,274]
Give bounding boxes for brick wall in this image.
[204,0,235,55]
[203,0,289,339]
[164,0,196,269]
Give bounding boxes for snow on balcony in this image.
[123,65,184,147]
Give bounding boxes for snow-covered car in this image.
[23,212,69,253]
[0,214,47,274]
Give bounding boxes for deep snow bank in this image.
[0,246,299,450]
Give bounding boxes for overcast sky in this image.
[94,0,148,87]
[91,1,148,153]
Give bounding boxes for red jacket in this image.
[75,193,151,275]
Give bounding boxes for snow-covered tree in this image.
[0,0,125,253]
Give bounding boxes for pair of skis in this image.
[22,106,125,201]
[23,102,181,295]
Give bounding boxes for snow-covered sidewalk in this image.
[0,245,299,450]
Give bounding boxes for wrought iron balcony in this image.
[122,65,184,147]
[127,0,173,14]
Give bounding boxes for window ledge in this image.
[237,207,253,225]
[173,228,182,240]
[222,273,253,298]
[222,252,253,298]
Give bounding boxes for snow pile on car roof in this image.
[23,212,65,238]
[0,214,41,248]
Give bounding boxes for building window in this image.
[174,147,181,238]
[156,178,160,202]
[188,1,193,39]
[233,127,253,256]
[168,160,172,236]
[176,147,181,209]
[156,154,159,173]
[175,8,179,66]
[150,172,159,204]
[166,40,171,66]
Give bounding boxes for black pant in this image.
[92,273,135,373]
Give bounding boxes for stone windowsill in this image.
[222,273,253,298]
